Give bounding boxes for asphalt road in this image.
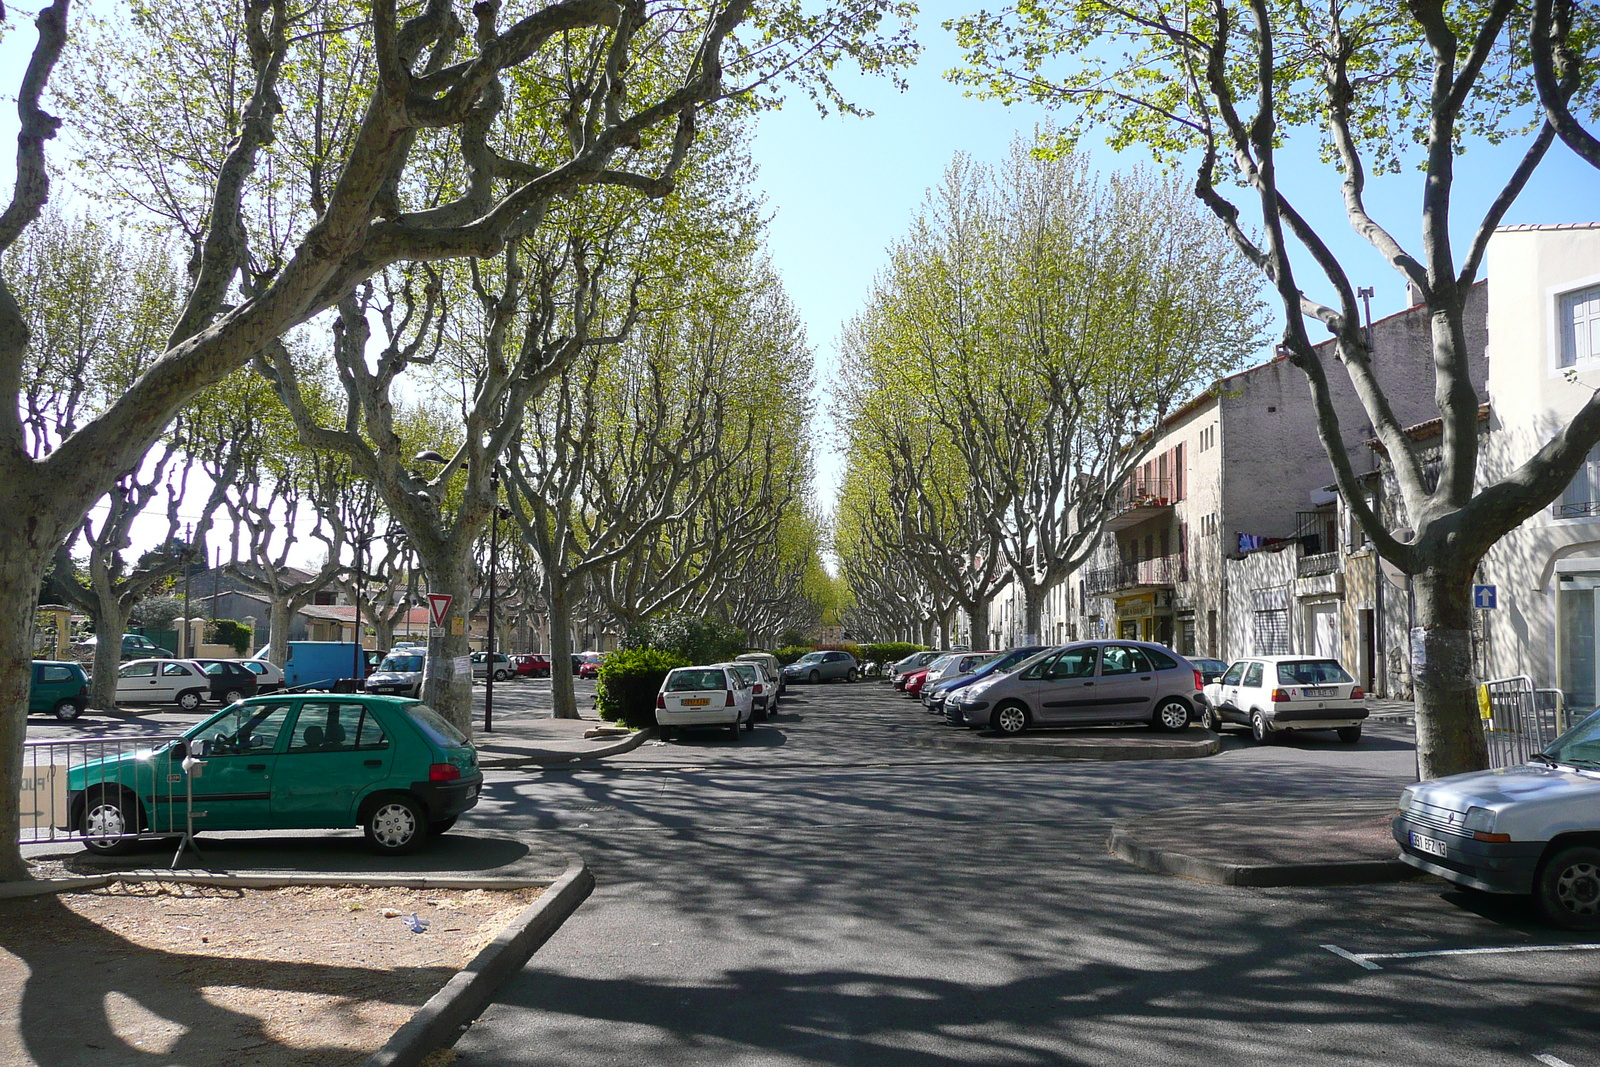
[448,682,1600,1067]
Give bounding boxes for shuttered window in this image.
[1253,609,1289,656]
[1561,284,1600,368]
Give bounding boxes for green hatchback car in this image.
[68,694,482,856]
[31,660,89,721]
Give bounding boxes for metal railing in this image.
[1082,554,1185,597]
[1480,676,1567,769]
[21,734,189,847]
[1296,551,1339,578]
[1113,477,1175,514]
[1553,498,1600,519]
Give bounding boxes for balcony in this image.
[1296,551,1339,578]
[1083,554,1186,597]
[1554,498,1600,519]
[1104,477,1175,533]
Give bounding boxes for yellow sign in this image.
[1478,684,1492,720]
[1115,594,1154,621]
[449,617,465,636]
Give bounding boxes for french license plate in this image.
[683,698,709,707]
[1304,687,1337,697]
[1410,831,1449,858]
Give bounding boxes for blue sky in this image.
[6,1,1600,524]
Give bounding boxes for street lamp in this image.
[484,470,506,732]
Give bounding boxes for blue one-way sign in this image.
[1473,584,1498,610]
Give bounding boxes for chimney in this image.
[1408,281,1427,307]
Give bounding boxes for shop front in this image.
[1115,590,1174,645]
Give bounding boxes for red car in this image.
[577,653,602,679]
[512,653,551,678]
[903,668,932,696]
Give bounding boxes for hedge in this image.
[857,642,928,672]
[774,645,813,666]
[596,648,692,730]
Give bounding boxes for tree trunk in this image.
[0,547,48,880]
[87,598,130,709]
[266,598,293,667]
[373,613,395,656]
[1018,583,1046,649]
[419,546,475,739]
[1411,565,1489,780]
[547,579,580,720]
[967,601,992,651]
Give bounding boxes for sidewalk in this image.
[1109,798,1415,887]
[470,708,649,769]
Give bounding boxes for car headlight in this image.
[1397,787,1416,811]
[1462,806,1497,834]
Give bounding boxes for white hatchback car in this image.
[115,658,211,710]
[1203,656,1368,742]
[656,665,754,741]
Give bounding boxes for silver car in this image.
[783,650,859,684]
[954,641,1202,735]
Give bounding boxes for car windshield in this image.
[1277,660,1353,685]
[796,653,825,664]
[980,649,1041,676]
[667,669,727,692]
[924,656,953,673]
[404,702,469,747]
[380,655,424,672]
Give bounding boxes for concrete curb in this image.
[478,727,652,769]
[909,731,1219,761]
[364,854,595,1067]
[1107,826,1416,887]
[0,875,113,899]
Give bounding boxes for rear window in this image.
[404,702,470,747]
[1143,647,1179,670]
[1277,660,1354,685]
[381,655,424,672]
[667,669,727,692]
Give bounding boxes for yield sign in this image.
[427,593,454,628]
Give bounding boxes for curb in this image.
[478,727,652,769]
[364,854,595,1067]
[910,731,1219,761]
[1107,826,1416,887]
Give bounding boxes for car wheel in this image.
[1336,725,1363,743]
[1250,710,1274,744]
[1151,698,1189,732]
[846,668,858,682]
[808,669,821,684]
[222,688,246,705]
[744,714,754,732]
[991,702,1029,736]
[364,796,427,855]
[80,789,140,855]
[659,726,672,742]
[429,816,459,837]
[494,669,509,681]
[1537,846,1600,930]
[1205,705,1224,732]
[728,721,741,740]
[177,689,202,711]
[53,698,83,722]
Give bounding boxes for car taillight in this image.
[754,684,764,694]
[1193,669,1203,691]
[725,690,735,706]
[1271,688,1292,702]
[656,692,666,708]
[428,763,461,781]
[1351,686,1365,699]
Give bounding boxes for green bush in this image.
[774,644,814,666]
[208,619,254,656]
[596,648,692,730]
[621,614,746,665]
[858,642,928,672]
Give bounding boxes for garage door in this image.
[1253,610,1288,655]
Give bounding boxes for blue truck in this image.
[280,641,368,690]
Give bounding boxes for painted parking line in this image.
[1322,942,1600,971]
[1534,1053,1577,1067]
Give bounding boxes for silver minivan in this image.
[954,641,1202,734]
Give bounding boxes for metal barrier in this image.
[1480,676,1566,769]
[20,734,189,846]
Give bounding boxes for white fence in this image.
[20,734,189,846]
[1479,676,1568,769]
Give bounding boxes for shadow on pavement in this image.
[66,830,533,875]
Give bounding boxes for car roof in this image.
[1238,655,1344,663]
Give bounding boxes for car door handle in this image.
[1083,681,1095,687]
[364,759,383,767]
[1139,675,1152,680]
[247,763,267,772]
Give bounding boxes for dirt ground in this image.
[0,877,541,1067]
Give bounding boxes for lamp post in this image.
[182,523,192,658]
[484,471,511,733]
[352,535,365,684]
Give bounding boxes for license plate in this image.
[1304,687,1337,697]
[683,698,709,707]
[1410,831,1449,858]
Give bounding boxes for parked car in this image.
[30,660,89,721]
[78,633,175,660]
[736,652,786,696]
[192,659,260,704]
[1393,706,1600,929]
[954,641,1202,735]
[577,653,603,679]
[783,650,859,685]
[236,658,285,694]
[921,652,996,708]
[655,665,754,741]
[70,693,481,857]
[511,653,552,678]
[890,651,943,687]
[903,656,950,698]
[471,651,513,681]
[114,658,211,710]
[931,647,1049,722]
[717,660,777,720]
[1192,658,1230,685]
[1202,656,1367,742]
[364,651,426,699]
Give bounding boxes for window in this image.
[1046,647,1098,679]
[288,702,388,752]
[1242,662,1264,688]
[667,669,726,692]
[1221,661,1245,686]
[201,702,292,755]
[1561,284,1600,368]
[120,662,156,679]
[1558,443,1600,518]
[1277,660,1354,686]
[161,663,193,677]
[1145,647,1180,670]
[39,665,74,682]
[1101,646,1151,675]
